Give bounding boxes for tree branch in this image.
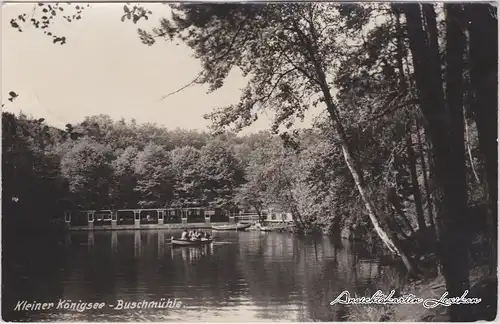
[259,67,298,104]
[160,17,248,100]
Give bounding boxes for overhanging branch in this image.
[160,17,249,100]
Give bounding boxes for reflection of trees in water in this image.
[236,233,302,320]
[66,231,174,305]
[62,232,119,304]
[9,230,404,321]
[81,230,240,307]
[167,240,248,309]
[2,229,68,321]
[236,233,397,321]
[236,234,339,320]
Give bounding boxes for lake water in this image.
[3,230,402,322]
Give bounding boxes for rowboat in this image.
[170,238,214,248]
[211,223,251,231]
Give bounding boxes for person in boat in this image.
[181,229,188,240]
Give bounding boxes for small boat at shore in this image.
[212,223,251,231]
[170,238,214,248]
[248,223,273,232]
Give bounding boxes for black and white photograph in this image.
[1,1,498,322]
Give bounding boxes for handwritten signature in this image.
[330,290,481,309]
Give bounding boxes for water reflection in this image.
[111,231,118,253]
[171,245,214,264]
[158,232,165,259]
[4,230,401,322]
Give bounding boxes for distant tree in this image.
[60,137,114,209]
[133,143,174,208]
[170,146,203,207]
[234,182,265,219]
[168,129,209,149]
[111,146,140,208]
[197,139,244,209]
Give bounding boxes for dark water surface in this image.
[3,230,402,322]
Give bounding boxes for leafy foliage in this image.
[60,137,113,208]
[9,3,89,43]
[133,143,174,208]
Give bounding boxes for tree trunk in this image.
[442,8,471,315]
[405,125,427,230]
[416,118,435,230]
[340,144,420,275]
[463,113,480,183]
[393,6,426,232]
[292,14,421,276]
[318,78,420,275]
[404,4,470,320]
[465,3,498,275]
[392,5,408,93]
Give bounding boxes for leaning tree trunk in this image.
[405,3,471,320]
[319,81,420,275]
[339,143,421,276]
[292,15,421,276]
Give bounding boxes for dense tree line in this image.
[2,112,366,236]
[2,107,490,242]
[6,2,497,321]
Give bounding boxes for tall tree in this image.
[465,4,498,274]
[112,146,140,208]
[197,139,244,209]
[134,143,174,208]
[60,137,114,209]
[403,3,471,320]
[170,145,203,207]
[142,3,419,273]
